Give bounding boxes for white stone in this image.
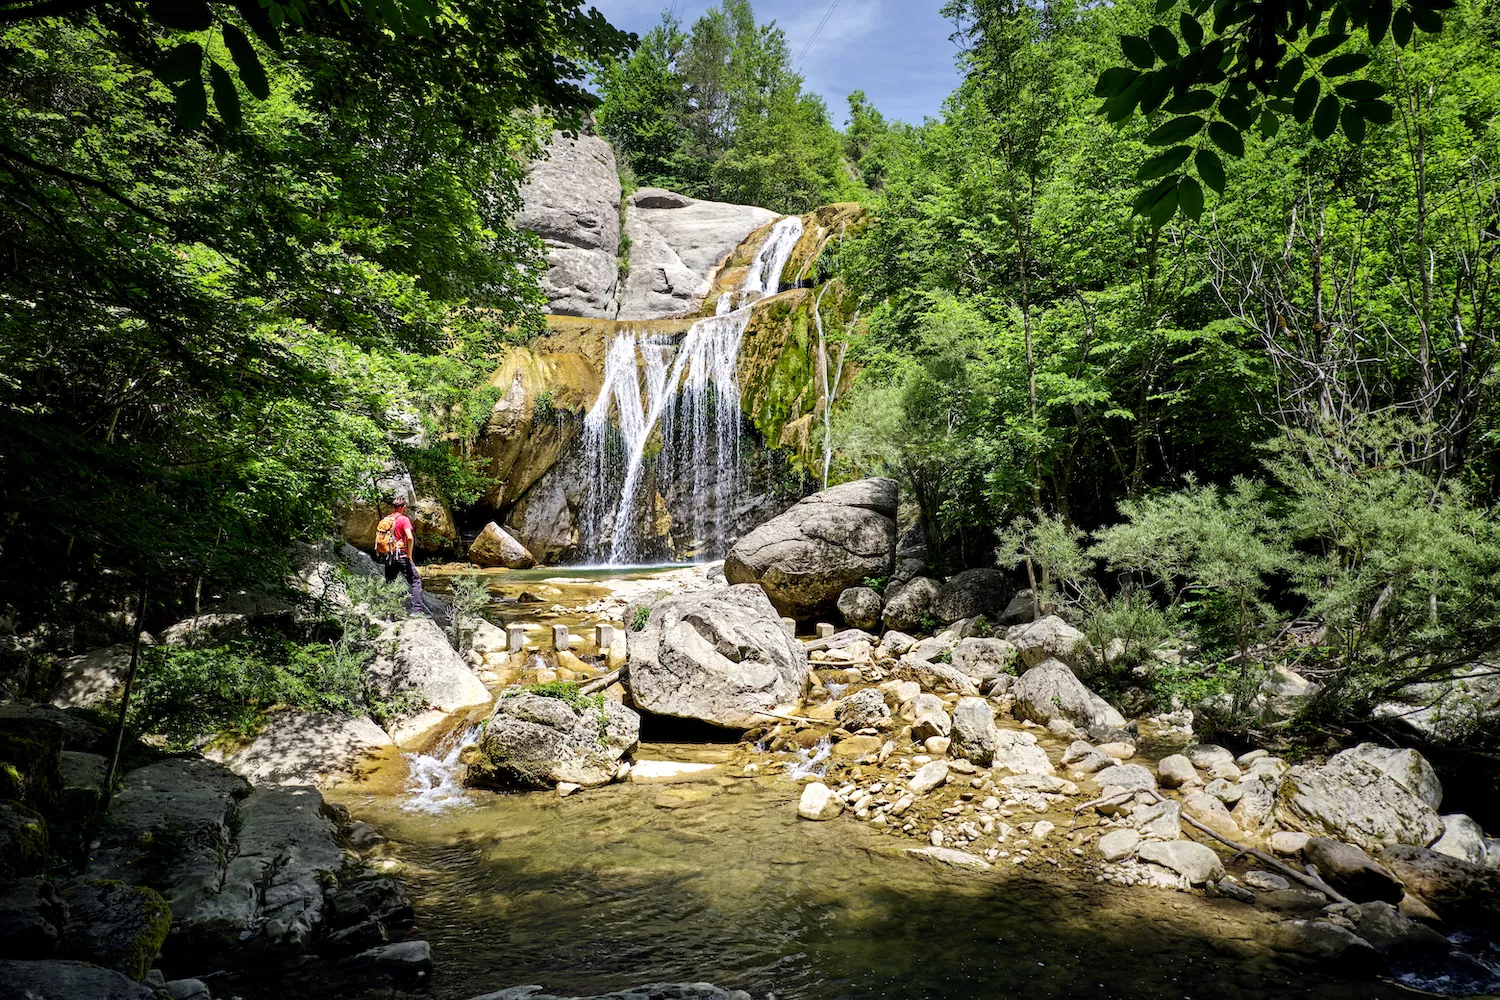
[798,782,844,820]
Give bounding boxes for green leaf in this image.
[1293,77,1321,122]
[1179,174,1205,220]
[1163,89,1215,113]
[1273,57,1305,97]
[1335,79,1385,101]
[1357,98,1394,124]
[222,25,270,101]
[1313,93,1341,140]
[1196,148,1226,192]
[1144,115,1205,146]
[1155,0,1176,12]
[1392,7,1413,44]
[1207,120,1245,157]
[154,41,202,85]
[1133,176,1177,213]
[374,0,403,31]
[1148,25,1181,60]
[1121,34,1157,68]
[1139,69,1176,114]
[1259,109,1281,138]
[1178,11,1205,47]
[1149,186,1180,228]
[1341,104,1367,142]
[149,0,212,30]
[1305,32,1350,57]
[208,60,241,129]
[1095,67,1140,97]
[1367,0,1392,44]
[1321,52,1371,76]
[1220,96,1254,130]
[1410,6,1442,31]
[175,75,207,129]
[1138,144,1194,180]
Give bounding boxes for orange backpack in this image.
[374,514,402,559]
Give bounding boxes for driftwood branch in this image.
[578,668,622,696]
[752,710,823,725]
[1074,789,1138,814]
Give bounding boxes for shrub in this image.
[447,574,491,652]
[345,572,410,622]
[862,575,888,592]
[531,390,557,426]
[629,605,652,632]
[996,512,1093,612]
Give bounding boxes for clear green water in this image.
[291,745,1423,1000]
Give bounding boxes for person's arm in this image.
[400,519,416,559]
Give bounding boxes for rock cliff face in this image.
[619,188,776,319]
[517,133,622,318]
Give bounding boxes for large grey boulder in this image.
[724,479,897,621]
[1275,749,1443,852]
[618,188,777,319]
[469,522,537,569]
[1432,813,1492,865]
[626,585,809,728]
[0,879,66,957]
[882,577,939,632]
[1340,743,1442,810]
[931,568,1012,624]
[0,960,157,999]
[369,617,492,714]
[993,730,1054,776]
[1011,658,1125,730]
[85,759,348,961]
[951,638,1016,682]
[1303,838,1403,903]
[950,697,998,765]
[517,133,622,317]
[834,688,889,730]
[211,709,394,788]
[463,691,639,790]
[1377,843,1500,926]
[1008,616,1094,672]
[49,644,135,710]
[58,880,170,980]
[836,587,883,631]
[1137,840,1224,883]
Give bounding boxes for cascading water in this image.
[403,722,483,814]
[581,214,804,564]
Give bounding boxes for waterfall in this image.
[580,215,804,565]
[403,722,483,813]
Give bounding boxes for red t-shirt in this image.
[390,513,414,555]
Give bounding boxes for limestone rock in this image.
[49,644,135,710]
[469,522,538,569]
[1304,838,1404,903]
[517,133,621,317]
[798,782,844,821]
[1204,777,1241,805]
[911,694,952,741]
[626,585,809,728]
[950,697,998,766]
[1255,664,1321,720]
[1377,844,1500,926]
[950,638,1017,682]
[1181,790,1243,840]
[618,188,777,319]
[1340,743,1442,811]
[1011,659,1125,731]
[213,710,393,788]
[1270,831,1311,855]
[1009,616,1094,672]
[909,759,949,795]
[882,577,939,633]
[369,618,492,714]
[1128,799,1183,841]
[892,656,980,696]
[993,730,1054,777]
[834,688,889,731]
[0,879,66,957]
[1346,900,1449,956]
[1234,765,1284,838]
[1098,828,1141,861]
[1272,921,1381,968]
[0,801,47,879]
[1093,763,1156,792]
[931,568,1012,625]
[905,846,991,871]
[465,692,639,790]
[1275,752,1443,852]
[835,587,883,631]
[0,960,158,999]
[724,479,898,621]
[506,465,577,564]
[1137,840,1225,883]
[1157,754,1202,789]
[58,880,170,981]
[1432,813,1490,865]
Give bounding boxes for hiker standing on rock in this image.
[376,492,425,616]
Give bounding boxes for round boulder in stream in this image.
[463,692,640,790]
[724,478,898,620]
[625,584,809,728]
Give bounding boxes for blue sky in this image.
[587,1,965,126]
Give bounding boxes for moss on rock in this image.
[0,718,64,814]
[0,799,49,878]
[60,879,173,982]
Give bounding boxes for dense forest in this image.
[593,0,1500,738]
[3,0,1498,742]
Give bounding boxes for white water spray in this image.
[581,215,804,564]
[403,723,483,814]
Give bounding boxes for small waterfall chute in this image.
[403,722,483,814]
[580,214,804,565]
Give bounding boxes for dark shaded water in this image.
[225,745,1444,1000]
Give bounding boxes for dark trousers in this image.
[384,555,424,615]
